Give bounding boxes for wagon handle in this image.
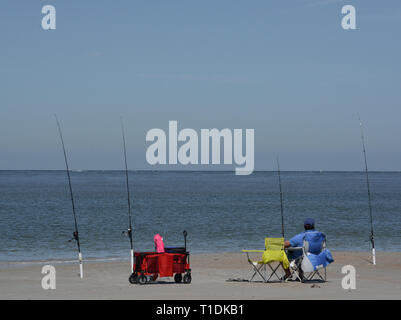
[183,230,187,252]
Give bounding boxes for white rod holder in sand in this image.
[372,248,376,266]
[130,249,134,272]
[78,252,83,278]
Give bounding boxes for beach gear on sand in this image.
[129,231,191,285]
[55,115,84,279]
[242,237,290,283]
[130,251,191,284]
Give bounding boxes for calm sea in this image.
[0,171,400,262]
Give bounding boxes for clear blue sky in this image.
[1,0,400,170]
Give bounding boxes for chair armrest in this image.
[242,250,265,253]
[285,247,303,252]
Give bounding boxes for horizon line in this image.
[1,169,400,173]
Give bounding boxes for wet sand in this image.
[1,251,400,300]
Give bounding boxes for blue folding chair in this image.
[291,232,334,282]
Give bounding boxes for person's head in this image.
[304,218,315,230]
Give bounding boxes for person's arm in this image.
[286,233,304,248]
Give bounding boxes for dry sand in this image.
[0,251,400,300]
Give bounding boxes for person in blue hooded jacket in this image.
[282,218,319,280]
[284,218,317,257]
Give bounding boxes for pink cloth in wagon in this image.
[154,234,165,253]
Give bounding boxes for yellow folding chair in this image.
[242,238,290,283]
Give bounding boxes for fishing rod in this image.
[276,157,285,238]
[358,115,376,265]
[55,115,83,278]
[120,118,134,271]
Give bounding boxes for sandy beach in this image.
[0,251,400,300]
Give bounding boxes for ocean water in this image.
[0,170,400,262]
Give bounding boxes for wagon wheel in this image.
[174,273,183,283]
[183,273,192,284]
[129,273,138,284]
[138,274,147,285]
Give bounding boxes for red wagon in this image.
[129,231,191,285]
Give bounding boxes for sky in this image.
[0,0,400,171]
